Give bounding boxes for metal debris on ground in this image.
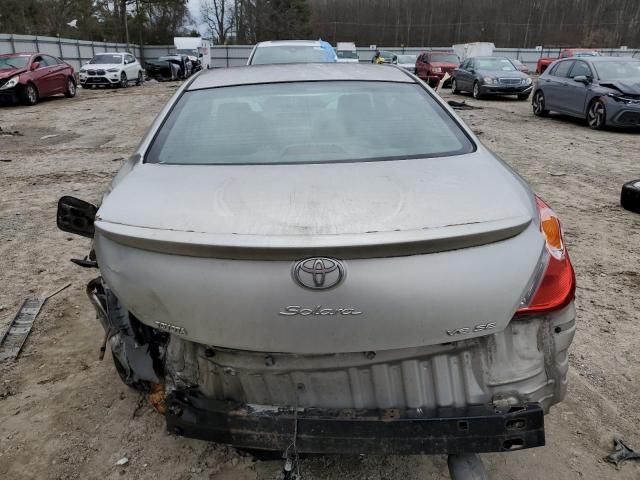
[606,437,640,468]
[0,298,46,363]
[0,282,71,364]
[447,100,483,110]
[39,134,59,140]
[0,127,23,136]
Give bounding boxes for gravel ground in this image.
[0,81,639,480]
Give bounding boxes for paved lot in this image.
[0,81,639,479]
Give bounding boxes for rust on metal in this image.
[148,383,166,414]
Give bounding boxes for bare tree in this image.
[201,0,234,44]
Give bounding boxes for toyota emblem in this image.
[292,257,345,290]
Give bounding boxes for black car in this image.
[145,55,192,81]
[451,56,533,100]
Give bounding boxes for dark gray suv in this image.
[452,56,533,100]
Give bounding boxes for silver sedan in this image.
[58,63,576,473]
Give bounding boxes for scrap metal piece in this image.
[0,298,45,363]
[447,100,483,111]
[606,437,640,468]
[0,282,71,363]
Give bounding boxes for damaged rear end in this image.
[60,65,576,460]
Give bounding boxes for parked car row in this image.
[1,48,208,106]
[145,54,197,81]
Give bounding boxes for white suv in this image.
[79,52,143,88]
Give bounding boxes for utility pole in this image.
[123,0,130,51]
[136,0,144,62]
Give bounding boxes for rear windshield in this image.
[250,45,333,65]
[90,54,122,64]
[397,55,417,64]
[337,50,358,59]
[430,53,459,63]
[146,81,474,165]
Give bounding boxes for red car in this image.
[0,52,76,105]
[536,48,600,74]
[415,51,460,87]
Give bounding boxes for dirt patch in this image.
[0,83,639,479]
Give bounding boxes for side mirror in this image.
[573,75,590,84]
[468,68,475,74]
[57,196,98,238]
[31,61,40,71]
[198,53,203,58]
[392,56,398,64]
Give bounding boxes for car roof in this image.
[188,63,414,90]
[472,56,508,60]
[0,52,36,57]
[256,40,324,47]
[95,52,126,56]
[557,56,637,63]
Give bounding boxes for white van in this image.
[336,42,359,63]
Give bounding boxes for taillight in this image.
[516,196,576,315]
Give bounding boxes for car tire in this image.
[451,78,460,94]
[517,93,530,101]
[136,70,143,86]
[448,454,489,480]
[587,99,606,130]
[621,179,640,214]
[19,83,38,106]
[532,91,549,116]
[119,72,128,88]
[64,78,76,98]
[472,81,482,99]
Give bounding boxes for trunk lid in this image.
[98,152,532,253]
[95,152,542,353]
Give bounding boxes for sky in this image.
[187,0,206,35]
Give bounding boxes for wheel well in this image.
[68,75,76,85]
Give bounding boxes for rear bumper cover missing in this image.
[166,390,545,454]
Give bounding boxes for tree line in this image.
[0,0,194,45]
[308,0,640,48]
[2,0,640,47]
[200,0,311,45]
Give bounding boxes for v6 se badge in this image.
[447,322,497,337]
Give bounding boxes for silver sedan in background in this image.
[532,56,640,129]
[58,64,576,475]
